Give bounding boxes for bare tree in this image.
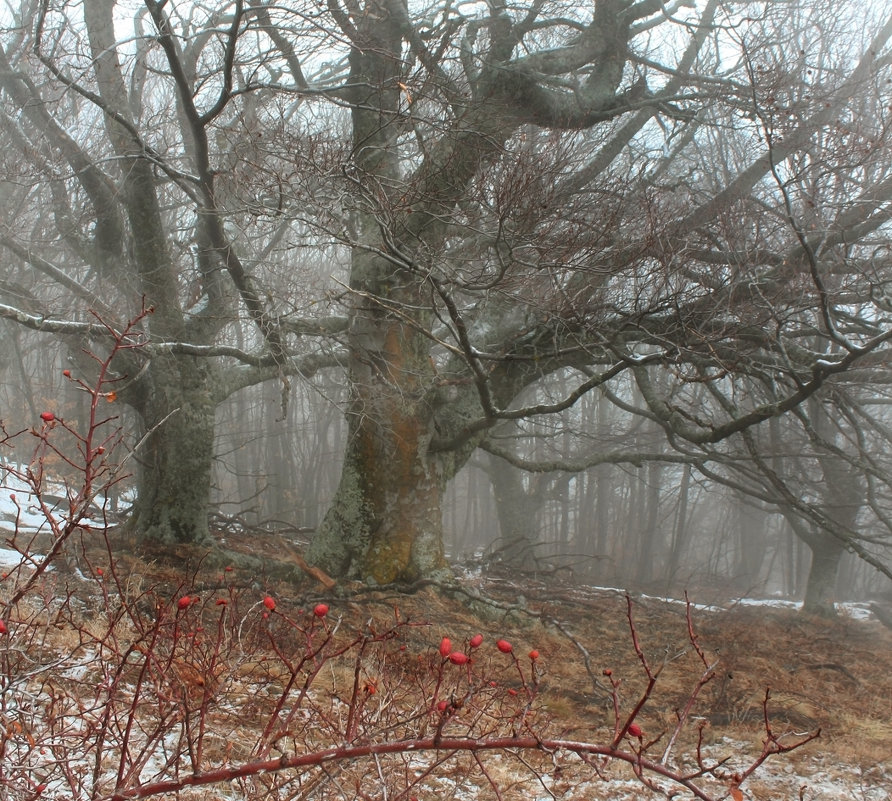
[0,0,341,543]
[1,0,891,585]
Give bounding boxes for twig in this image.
[661,594,718,765]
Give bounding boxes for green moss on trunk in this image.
[130,357,216,545]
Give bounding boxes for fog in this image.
[0,0,891,610]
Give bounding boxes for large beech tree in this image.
[1,0,891,583]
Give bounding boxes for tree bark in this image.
[664,463,692,590]
[801,398,865,616]
[802,532,845,617]
[306,324,448,583]
[487,453,541,570]
[128,356,217,545]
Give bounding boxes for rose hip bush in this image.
[0,314,818,801]
[0,577,817,801]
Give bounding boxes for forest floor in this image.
[2,524,891,801]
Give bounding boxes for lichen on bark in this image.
[126,356,218,546]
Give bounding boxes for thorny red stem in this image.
[732,690,821,786]
[611,594,657,749]
[3,307,149,609]
[106,733,798,801]
[661,595,718,765]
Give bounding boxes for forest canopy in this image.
[0,0,890,610]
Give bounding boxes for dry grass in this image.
[4,528,892,800]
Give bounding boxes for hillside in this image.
[1,527,889,800]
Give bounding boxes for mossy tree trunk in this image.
[306,2,447,582]
[309,322,449,583]
[306,0,638,582]
[127,356,218,545]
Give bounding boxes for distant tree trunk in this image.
[802,531,846,616]
[557,475,572,553]
[261,380,295,523]
[593,397,613,571]
[664,463,692,589]
[734,492,770,591]
[234,390,257,521]
[487,454,540,569]
[634,461,663,585]
[800,398,865,616]
[595,481,613,577]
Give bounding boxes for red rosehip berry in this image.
[437,700,448,712]
[177,596,192,610]
[62,369,71,377]
[215,599,228,606]
[529,649,539,660]
[313,603,329,618]
[439,636,452,657]
[469,633,484,648]
[263,596,276,611]
[40,411,55,422]
[628,723,643,738]
[448,651,469,665]
[496,639,513,653]
[0,620,7,635]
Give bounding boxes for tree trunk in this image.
[799,397,865,616]
[734,492,770,591]
[664,463,692,590]
[129,357,217,545]
[305,3,457,583]
[487,453,540,570]
[634,461,663,585]
[802,532,845,617]
[307,313,449,583]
